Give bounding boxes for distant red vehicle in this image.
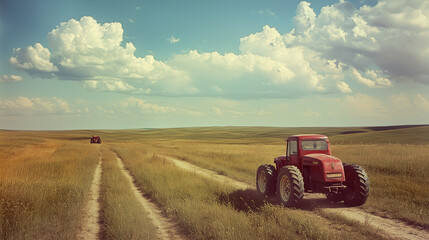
[90,136,101,144]
[256,134,369,207]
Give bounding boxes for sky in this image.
[0,0,428,130]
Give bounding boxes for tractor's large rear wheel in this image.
[256,164,277,197]
[276,166,304,207]
[343,164,369,206]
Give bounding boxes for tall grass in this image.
[150,140,284,185]
[99,146,159,240]
[1,127,427,238]
[332,144,429,225]
[112,143,384,240]
[0,136,99,239]
[147,140,429,227]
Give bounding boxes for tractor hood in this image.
[302,154,345,182]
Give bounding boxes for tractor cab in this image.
[275,134,331,171]
[285,134,331,168]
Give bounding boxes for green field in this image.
[1,125,428,239]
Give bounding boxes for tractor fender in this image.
[274,155,287,170]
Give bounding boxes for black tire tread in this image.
[277,166,304,207]
[343,164,369,206]
[256,164,277,196]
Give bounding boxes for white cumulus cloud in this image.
[9,1,429,99]
[10,16,182,84]
[351,68,391,88]
[9,15,353,98]
[0,74,23,83]
[9,43,58,75]
[0,97,71,115]
[121,97,176,113]
[286,0,429,84]
[83,80,137,92]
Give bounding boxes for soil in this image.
[305,194,429,240]
[330,207,428,240]
[165,155,429,240]
[116,155,187,240]
[165,156,251,190]
[77,152,102,240]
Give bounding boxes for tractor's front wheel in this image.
[343,164,369,206]
[256,164,277,197]
[276,166,304,207]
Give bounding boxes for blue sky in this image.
[0,0,428,130]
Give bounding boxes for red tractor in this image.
[256,134,369,207]
[90,136,101,144]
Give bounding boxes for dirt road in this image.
[325,207,428,240]
[166,156,250,190]
[164,155,429,240]
[116,155,187,240]
[77,152,102,240]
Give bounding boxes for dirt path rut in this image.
[77,152,102,240]
[304,193,429,240]
[326,207,428,240]
[166,156,250,190]
[116,155,186,240]
[164,155,429,240]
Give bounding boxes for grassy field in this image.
[0,125,427,239]
[99,146,159,240]
[148,141,429,226]
[332,144,429,225]
[142,126,429,227]
[111,143,384,240]
[0,131,99,239]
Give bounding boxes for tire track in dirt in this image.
[115,154,187,240]
[164,155,429,240]
[166,156,251,190]
[77,151,102,240]
[304,194,429,240]
[325,207,428,240]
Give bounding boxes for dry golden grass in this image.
[147,140,429,227]
[111,143,385,240]
[99,146,159,240]
[0,132,99,239]
[1,126,427,239]
[149,140,283,185]
[332,144,429,225]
